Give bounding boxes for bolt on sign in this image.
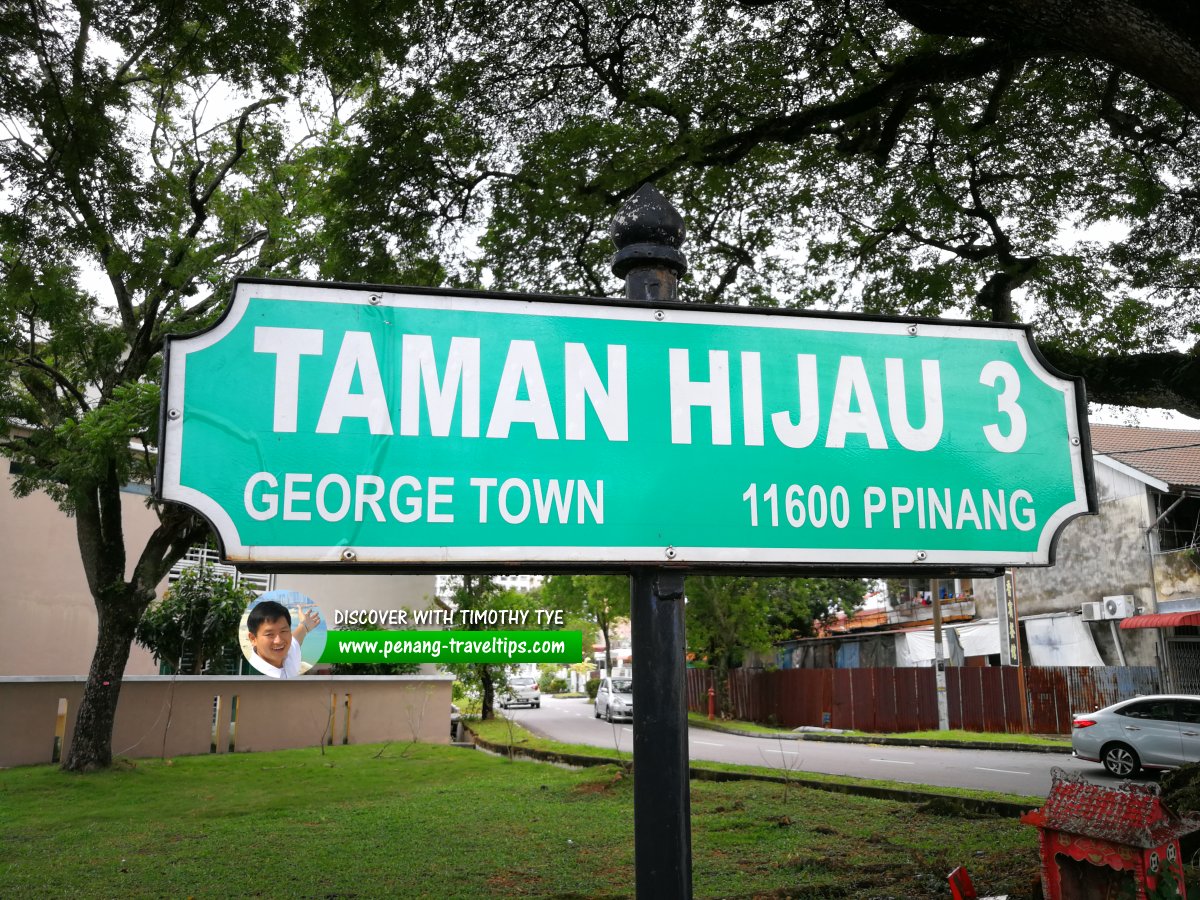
[158,278,1096,572]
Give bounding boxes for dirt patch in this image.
[572,771,626,795]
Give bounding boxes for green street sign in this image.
[159,277,1096,572]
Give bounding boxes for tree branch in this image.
[884,0,1200,118]
[692,38,1031,168]
[13,356,91,412]
[128,95,284,371]
[1040,346,1200,419]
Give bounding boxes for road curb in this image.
[687,718,1072,754]
[466,726,1039,819]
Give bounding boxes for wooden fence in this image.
[686,665,1161,735]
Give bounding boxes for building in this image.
[435,573,545,599]
[593,620,632,678]
[973,424,1200,682]
[777,424,1200,678]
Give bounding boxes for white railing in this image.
[887,598,976,625]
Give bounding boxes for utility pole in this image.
[931,578,949,731]
[611,183,692,900]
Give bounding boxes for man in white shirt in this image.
[246,599,320,679]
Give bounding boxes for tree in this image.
[333,0,1200,416]
[0,0,472,770]
[686,575,864,717]
[542,574,630,675]
[440,576,543,720]
[134,566,255,674]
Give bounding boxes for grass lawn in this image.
[687,713,1071,747]
[0,742,1041,899]
[860,729,1070,748]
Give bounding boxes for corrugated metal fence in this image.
[686,665,1161,735]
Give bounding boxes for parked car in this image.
[594,676,633,722]
[1072,694,1200,777]
[498,676,540,709]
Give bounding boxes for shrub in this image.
[538,674,571,693]
[586,679,601,700]
[330,662,420,675]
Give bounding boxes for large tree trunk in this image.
[62,471,205,772]
[480,665,495,720]
[62,591,144,771]
[715,651,733,720]
[883,0,1200,119]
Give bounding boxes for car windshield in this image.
[511,678,535,687]
[612,679,632,694]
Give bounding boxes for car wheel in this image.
[594,706,601,719]
[534,702,540,708]
[606,707,613,723]
[1102,742,1141,777]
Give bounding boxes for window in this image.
[168,546,273,593]
[1176,701,1200,725]
[1154,491,1200,553]
[1119,700,1176,721]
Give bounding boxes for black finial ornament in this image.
[610,183,688,301]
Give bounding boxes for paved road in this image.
[503,695,1153,797]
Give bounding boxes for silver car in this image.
[594,676,633,722]
[1072,694,1200,777]
[498,676,540,709]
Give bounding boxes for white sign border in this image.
[159,278,1096,572]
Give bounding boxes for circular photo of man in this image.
[239,591,327,678]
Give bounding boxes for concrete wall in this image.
[0,466,161,676]
[1154,547,1200,606]
[0,675,452,767]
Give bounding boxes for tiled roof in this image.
[1090,423,1200,490]
[1022,769,1200,848]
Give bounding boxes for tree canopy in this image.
[335,0,1200,413]
[0,0,465,769]
[440,575,543,719]
[686,575,864,715]
[542,574,630,675]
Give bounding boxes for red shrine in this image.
[1021,769,1199,899]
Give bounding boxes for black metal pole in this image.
[611,184,692,900]
[630,568,690,898]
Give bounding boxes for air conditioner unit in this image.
[1102,595,1136,620]
[1081,602,1103,622]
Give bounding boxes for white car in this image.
[498,676,540,709]
[1072,694,1200,777]
[594,676,633,722]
